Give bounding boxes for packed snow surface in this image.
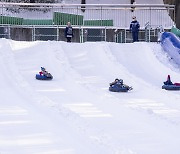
[0,39,180,154]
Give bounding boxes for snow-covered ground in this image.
[0,39,180,154]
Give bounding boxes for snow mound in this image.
[0,39,180,154]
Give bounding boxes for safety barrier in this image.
[0,3,175,42]
[0,3,175,28]
[161,32,180,65]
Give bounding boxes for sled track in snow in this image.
[5,39,180,124]
[1,39,180,154]
[7,39,180,124]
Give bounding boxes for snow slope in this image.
[0,39,180,154]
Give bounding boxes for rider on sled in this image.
[110,78,132,89]
[163,75,173,85]
[163,75,180,86]
[162,75,180,90]
[39,67,49,77]
[110,78,123,86]
[109,78,133,92]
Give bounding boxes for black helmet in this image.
[119,79,123,84]
[41,67,45,71]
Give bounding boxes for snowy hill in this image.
[0,39,180,154]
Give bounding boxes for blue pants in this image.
[132,31,139,42]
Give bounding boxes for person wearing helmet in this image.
[39,67,48,76]
[118,79,123,85]
[110,78,123,86]
[110,78,119,86]
[41,67,45,71]
[164,75,173,85]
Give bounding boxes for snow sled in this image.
[162,83,180,90]
[109,83,133,92]
[35,73,53,80]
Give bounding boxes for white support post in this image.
[105,27,107,42]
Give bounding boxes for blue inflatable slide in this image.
[161,31,180,65]
[161,32,180,90]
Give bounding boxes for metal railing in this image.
[0,3,175,27]
[0,3,175,42]
[144,22,165,42]
[0,25,167,43]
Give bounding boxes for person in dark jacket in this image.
[65,22,73,42]
[39,67,48,77]
[130,16,140,42]
[164,75,173,85]
[110,79,123,86]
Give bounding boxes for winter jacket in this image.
[65,26,73,38]
[39,71,48,76]
[130,20,140,32]
[164,75,173,85]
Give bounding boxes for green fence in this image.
[0,15,113,26]
[23,19,53,25]
[53,12,83,25]
[84,20,113,26]
[0,16,23,25]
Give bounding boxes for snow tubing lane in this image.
[161,32,180,65]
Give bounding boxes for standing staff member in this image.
[130,16,140,42]
[65,22,73,42]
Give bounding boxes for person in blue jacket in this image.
[130,16,140,42]
[65,22,73,42]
